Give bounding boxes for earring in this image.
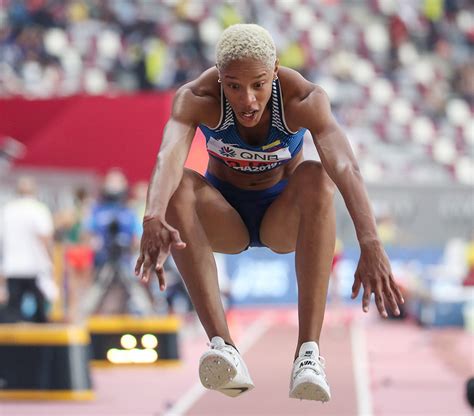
[273,75,278,80]
[217,78,222,83]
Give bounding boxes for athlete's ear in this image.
[273,59,279,79]
[215,64,222,83]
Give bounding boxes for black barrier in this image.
[87,315,180,366]
[0,324,94,400]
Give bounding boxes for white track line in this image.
[350,320,373,416]
[163,312,273,416]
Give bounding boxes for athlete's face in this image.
[219,58,277,128]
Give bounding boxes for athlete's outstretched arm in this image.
[298,86,404,318]
[135,86,199,288]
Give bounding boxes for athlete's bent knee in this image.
[169,168,198,210]
[294,161,335,200]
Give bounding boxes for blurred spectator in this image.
[80,168,144,316]
[0,176,55,323]
[84,168,140,268]
[55,186,92,243]
[0,0,472,186]
[55,186,94,322]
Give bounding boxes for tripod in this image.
[79,254,154,320]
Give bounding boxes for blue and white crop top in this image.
[199,79,306,174]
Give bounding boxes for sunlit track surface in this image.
[1,307,472,416]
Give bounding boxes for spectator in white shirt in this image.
[0,176,54,322]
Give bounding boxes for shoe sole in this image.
[199,353,237,390]
[289,381,331,402]
[218,383,254,398]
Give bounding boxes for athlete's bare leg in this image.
[166,169,249,346]
[260,161,336,358]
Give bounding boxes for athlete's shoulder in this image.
[278,67,327,105]
[277,67,331,131]
[182,67,220,100]
[172,67,221,126]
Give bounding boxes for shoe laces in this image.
[207,342,238,360]
[207,340,226,350]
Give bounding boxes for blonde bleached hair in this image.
[215,24,277,71]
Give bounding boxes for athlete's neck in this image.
[235,105,271,147]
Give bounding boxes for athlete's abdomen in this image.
[207,151,304,190]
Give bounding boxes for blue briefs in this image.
[205,172,288,248]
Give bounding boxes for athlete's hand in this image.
[351,240,404,318]
[134,216,186,290]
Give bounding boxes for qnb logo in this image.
[299,360,316,369]
[239,151,280,161]
[220,146,236,157]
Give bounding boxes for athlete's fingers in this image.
[162,221,186,248]
[383,278,400,316]
[172,240,186,249]
[156,253,169,268]
[156,247,170,275]
[362,283,371,313]
[170,229,186,249]
[389,275,405,305]
[134,253,144,276]
[351,276,362,299]
[374,284,388,318]
[160,228,171,251]
[155,266,166,291]
[141,254,155,283]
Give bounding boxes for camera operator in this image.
[83,169,141,314]
[85,169,140,268]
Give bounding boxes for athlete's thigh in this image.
[260,161,335,253]
[259,180,300,254]
[186,170,250,254]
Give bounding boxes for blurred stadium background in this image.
[0,0,473,415]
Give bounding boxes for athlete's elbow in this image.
[334,160,361,179]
